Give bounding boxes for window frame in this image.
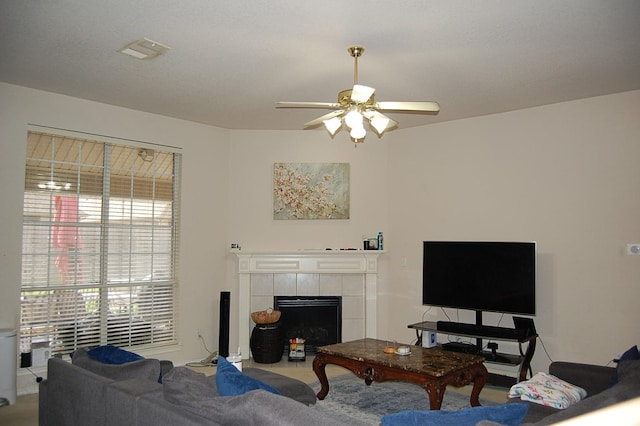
[20,127,181,355]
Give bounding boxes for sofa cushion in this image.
[381,403,529,426]
[162,367,335,426]
[165,388,340,426]
[87,345,143,364]
[162,366,219,398]
[215,356,280,397]
[105,379,164,426]
[548,361,614,397]
[72,347,161,382]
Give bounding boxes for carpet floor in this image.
[309,373,499,425]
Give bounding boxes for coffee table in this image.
[313,338,488,410]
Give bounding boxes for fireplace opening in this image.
[274,296,342,354]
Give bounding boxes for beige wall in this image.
[224,91,640,374]
[226,129,389,251]
[2,82,639,392]
[384,90,640,372]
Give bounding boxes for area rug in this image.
[309,374,497,425]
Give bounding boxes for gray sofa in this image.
[39,350,346,426]
[514,359,640,424]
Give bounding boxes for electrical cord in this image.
[414,330,422,346]
[421,306,433,322]
[536,335,554,363]
[25,367,43,383]
[415,307,435,346]
[185,334,218,367]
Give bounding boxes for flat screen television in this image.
[422,241,536,316]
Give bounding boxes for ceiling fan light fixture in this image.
[370,115,390,135]
[349,125,366,140]
[344,110,363,129]
[323,117,342,136]
[276,45,439,146]
[351,85,375,103]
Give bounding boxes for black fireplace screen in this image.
[274,296,342,353]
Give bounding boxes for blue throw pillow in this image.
[87,345,144,364]
[215,356,280,397]
[610,345,640,386]
[381,403,529,426]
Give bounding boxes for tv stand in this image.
[481,351,520,365]
[408,320,537,383]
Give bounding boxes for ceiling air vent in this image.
[118,38,170,60]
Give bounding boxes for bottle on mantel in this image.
[377,232,383,251]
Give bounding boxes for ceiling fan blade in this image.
[376,101,440,113]
[303,110,345,128]
[276,101,340,109]
[351,85,376,103]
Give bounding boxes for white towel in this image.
[508,372,587,409]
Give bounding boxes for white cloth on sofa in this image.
[508,372,587,409]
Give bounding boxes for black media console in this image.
[408,319,537,384]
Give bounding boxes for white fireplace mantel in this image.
[234,250,383,357]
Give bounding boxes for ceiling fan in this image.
[276,46,440,145]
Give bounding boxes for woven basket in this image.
[251,309,281,325]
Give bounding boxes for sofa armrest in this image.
[549,361,614,397]
[44,357,113,426]
[243,367,316,405]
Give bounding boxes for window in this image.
[21,130,181,355]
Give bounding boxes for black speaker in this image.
[218,291,230,357]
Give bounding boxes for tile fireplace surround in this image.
[234,250,382,358]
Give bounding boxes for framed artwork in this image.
[273,162,350,220]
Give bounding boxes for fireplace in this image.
[274,296,342,353]
[234,250,382,358]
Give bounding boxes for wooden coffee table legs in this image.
[312,353,331,400]
[421,363,487,408]
[313,352,488,410]
[468,364,488,407]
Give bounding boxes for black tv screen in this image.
[423,241,536,315]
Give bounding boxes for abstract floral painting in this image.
[273,163,350,220]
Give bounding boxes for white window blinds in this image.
[21,130,181,355]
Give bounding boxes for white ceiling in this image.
[1,1,639,132]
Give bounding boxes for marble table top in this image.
[316,338,485,378]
